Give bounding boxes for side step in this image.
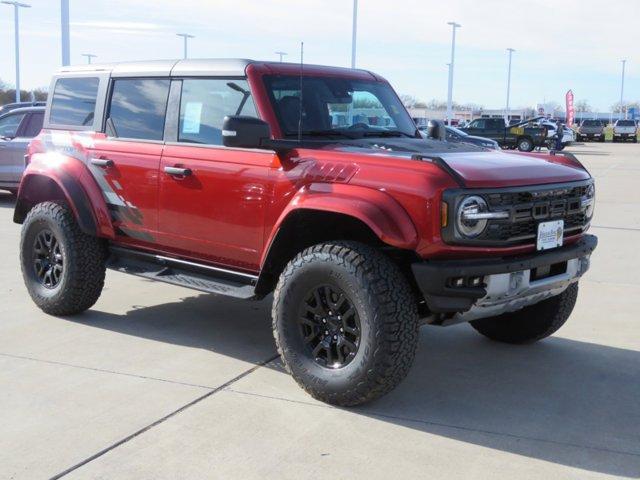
[107,246,259,299]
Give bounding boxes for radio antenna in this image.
[297,41,304,144]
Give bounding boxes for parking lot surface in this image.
[1,142,638,479]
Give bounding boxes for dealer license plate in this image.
[537,220,564,251]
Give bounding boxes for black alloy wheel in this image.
[33,229,64,289]
[298,284,360,368]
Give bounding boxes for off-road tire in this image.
[20,202,106,316]
[272,241,419,406]
[517,137,534,152]
[470,283,578,344]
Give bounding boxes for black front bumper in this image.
[411,234,598,313]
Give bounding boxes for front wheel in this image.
[470,283,578,344]
[272,242,419,406]
[20,202,106,316]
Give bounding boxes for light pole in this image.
[446,21,461,125]
[351,0,358,68]
[620,59,627,120]
[275,51,287,62]
[176,33,194,59]
[505,48,515,122]
[61,0,70,66]
[82,53,97,64]
[2,1,31,103]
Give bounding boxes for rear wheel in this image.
[272,241,419,406]
[470,283,578,344]
[20,202,106,316]
[517,137,534,152]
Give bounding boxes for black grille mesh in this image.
[480,185,590,244]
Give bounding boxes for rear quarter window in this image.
[22,112,44,137]
[50,77,100,126]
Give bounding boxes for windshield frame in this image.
[262,74,418,140]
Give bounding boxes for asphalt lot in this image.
[1,142,639,479]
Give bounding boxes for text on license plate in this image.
[537,220,564,251]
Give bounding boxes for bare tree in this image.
[611,101,640,113]
[399,95,417,108]
[574,100,592,113]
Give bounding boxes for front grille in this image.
[486,185,589,208]
[442,181,594,246]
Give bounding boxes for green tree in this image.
[0,78,48,105]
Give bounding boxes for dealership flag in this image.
[566,90,575,127]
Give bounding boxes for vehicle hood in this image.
[463,134,498,145]
[579,125,604,133]
[323,137,590,188]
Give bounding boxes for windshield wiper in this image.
[361,130,415,138]
[286,129,359,139]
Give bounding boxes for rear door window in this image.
[177,79,257,145]
[50,77,100,126]
[107,79,170,141]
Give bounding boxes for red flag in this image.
[566,90,575,127]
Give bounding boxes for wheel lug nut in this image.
[322,318,326,323]
[325,330,329,335]
[333,335,337,340]
[340,328,344,332]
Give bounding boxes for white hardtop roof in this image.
[57,58,255,77]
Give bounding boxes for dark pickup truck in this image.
[462,117,548,151]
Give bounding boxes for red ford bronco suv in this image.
[15,59,597,406]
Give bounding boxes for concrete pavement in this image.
[0,142,638,479]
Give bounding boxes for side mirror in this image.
[426,120,446,141]
[222,116,271,149]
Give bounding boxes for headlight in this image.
[582,183,596,219]
[456,196,489,238]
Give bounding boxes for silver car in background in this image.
[612,119,638,143]
[0,106,44,194]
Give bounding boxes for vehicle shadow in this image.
[0,192,16,209]
[66,293,640,477]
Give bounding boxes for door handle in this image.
[91,158,114,168]
[164,166,192,177]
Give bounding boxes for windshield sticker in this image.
[182,102,203,134]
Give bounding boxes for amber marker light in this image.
[441,201,448,228]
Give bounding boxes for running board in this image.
[107,246,259,299]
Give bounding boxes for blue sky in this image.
[0,0,638,111]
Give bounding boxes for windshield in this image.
[617,120,635,126]
[263,75,417,139]
[582,120,601,126]
[447,126,468,137]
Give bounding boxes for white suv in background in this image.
[613,119,638,143]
